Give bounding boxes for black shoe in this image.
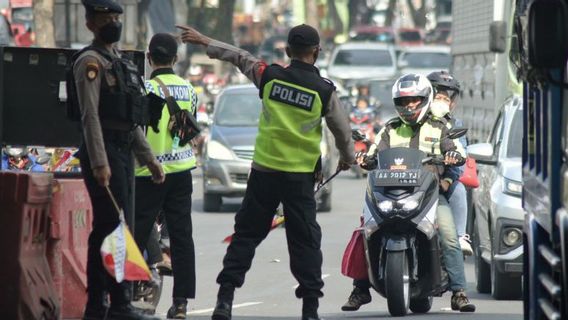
[167,298,188,319]
[341,287,372,311]
[302,317,322,320]
[451,290,476,312]
[211,300,232,320]
[107,303,161,320]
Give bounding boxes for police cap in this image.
[149,33,178,58]
[287,24,320,47]
[82,0,123,14]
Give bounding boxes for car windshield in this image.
[398,31,421,42]
[507,108,522,158]
[351,32,395,43]
[333,49,392,67]
[214,91,262,127]
[402,52,451,68]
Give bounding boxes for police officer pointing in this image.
[72,1,164,319]
[179,24,355,320]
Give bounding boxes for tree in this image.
[405,0,428,28]
[384,0,397,27]
[212,0,236,44]
[33,0,55,47]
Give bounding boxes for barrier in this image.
[46,178,92,319]
[0,172,60,319]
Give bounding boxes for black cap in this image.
[287,24,320,46]
[149,33,178,58]
[82,0,123,14]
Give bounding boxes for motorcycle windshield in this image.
[374,147,426,187]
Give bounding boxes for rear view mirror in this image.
[528,0,568,68]
[352,129,366,141]
[489,21,507,53]
[447,128,468,140]
[467,143,497,165]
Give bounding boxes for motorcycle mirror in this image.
[447,128,468,140]
[351,129,366,141]
[36,155,51,165]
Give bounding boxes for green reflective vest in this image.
[135,73,197,176]
[253,79,323,172]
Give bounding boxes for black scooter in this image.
[353,128,466,316]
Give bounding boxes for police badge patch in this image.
[86,62,99,81]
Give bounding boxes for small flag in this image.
[101,187,151,282]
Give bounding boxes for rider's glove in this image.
[444,151,465,166]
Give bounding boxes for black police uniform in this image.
[73,1,159,319]
[197,24,355,320]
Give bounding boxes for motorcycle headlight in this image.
[207,140,234,160]
[378,200,394,213]
[397,192,424,212]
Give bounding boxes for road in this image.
[153,169,523,319]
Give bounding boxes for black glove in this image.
[444,151,465,166]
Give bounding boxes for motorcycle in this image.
[353,128,466,316]
[349,108,376,178]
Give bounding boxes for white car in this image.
[468,95,524,300]
[396,45,451,76]
[327,42,397,86]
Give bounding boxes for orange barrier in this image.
[46,179,92,319]
[0,172,60,320]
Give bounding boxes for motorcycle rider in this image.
[342,73,476,313]
[427,70,473,256]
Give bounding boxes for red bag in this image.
[341,228,368,280]
[459,157,479,188]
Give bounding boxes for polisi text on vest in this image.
[270,83,315,111]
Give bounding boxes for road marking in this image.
[293,274,330,289]
[187,302,263,315]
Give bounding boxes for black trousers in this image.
[80,141,134,308]
[134,169,195,299]
[217,168,324,299]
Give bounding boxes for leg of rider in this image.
[436,195,466,290]
[448,181,468,237]
[437,195,475,312]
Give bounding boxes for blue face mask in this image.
[99,21,122,44]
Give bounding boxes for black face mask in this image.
[99,21,122,44]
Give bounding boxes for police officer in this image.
[73,1,164,319]
[178,24,355,320]
[134,33,198,319]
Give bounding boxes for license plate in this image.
[375,169,421,186]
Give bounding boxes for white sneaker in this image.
[459,234,473,256]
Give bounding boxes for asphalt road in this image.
[153,168,523,320]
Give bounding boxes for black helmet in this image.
[427,71,460,100]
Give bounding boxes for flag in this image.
[101,186,151,282]
[223,215,285,244]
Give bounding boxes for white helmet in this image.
[392,73,433,125]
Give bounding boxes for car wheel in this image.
[474,216,491,293]
[491,247,522,300]
[203,193,222,212]
[317,192,332,212]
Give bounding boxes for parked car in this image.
[396,45,451,76]
[327,42,397,87]
[468,95,524,300]
[202,84,336,212]
[349,25,396,44]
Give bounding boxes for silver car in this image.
[468,95,524,300]
[202,84,336,212]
